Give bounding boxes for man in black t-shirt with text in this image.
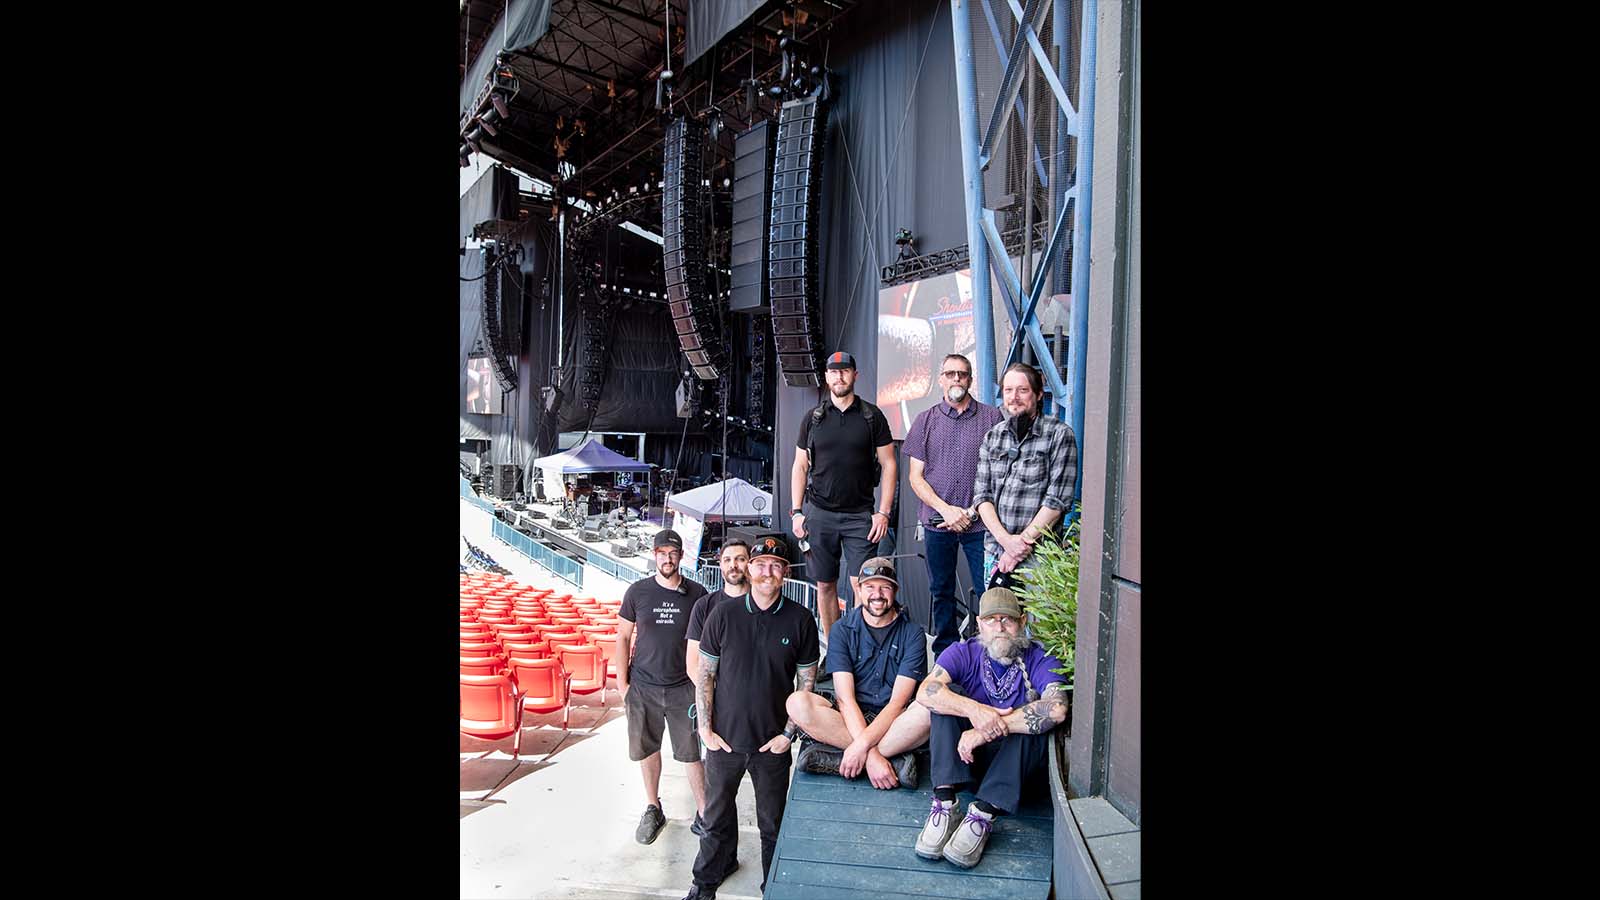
[680,534,820,900]
[618,529,709,845]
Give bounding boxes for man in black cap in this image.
[618,529,709,845]
[681,533,820,900]
[790,349,897,639]
[911,586,1070,869]
[787,556,929,789]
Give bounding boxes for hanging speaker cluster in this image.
[769,93,830,387]
[662,117,723,381]
[730,120,775,314]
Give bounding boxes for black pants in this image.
[692,747,792,891]
[928,711,1050,815]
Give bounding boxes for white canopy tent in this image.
[665,477,772,523]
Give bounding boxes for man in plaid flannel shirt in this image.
[971,363,1079,581]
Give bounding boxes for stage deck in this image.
[764,763,1054,900]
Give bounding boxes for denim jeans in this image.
[924,526,987,658]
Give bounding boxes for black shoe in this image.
[636,804,667,844]
[891,751,917,787]
[690,812,707,837]
[680,886,716,900]
[719,857,739,883]
[796,741,844,776]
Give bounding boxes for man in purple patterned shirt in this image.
[904,353,1004,657]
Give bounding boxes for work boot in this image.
[914,796,961,859]
[890,751,917,788]
[636,803,667,844]
[942,805,996,868]
[795,741,845,776]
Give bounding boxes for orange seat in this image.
[461,655,504,676]
[553,616,589,627]
[502,639,548,660]
[590,634,622,680]
[460,674,526,757]
[461,641,508,659]
[507,657,571,728]
[553,643,608,704]
[577,624,614,642]
[461,629,491,642]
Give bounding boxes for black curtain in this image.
[771,0,967,627]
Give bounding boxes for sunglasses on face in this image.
[942,370,972,379]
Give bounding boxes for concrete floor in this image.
[462,498,770,900]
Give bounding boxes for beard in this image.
[945,384,967,403]
[830,381,853,397]
[723,570,747,586]
[980,630,1030,664]
[657,560,678,578]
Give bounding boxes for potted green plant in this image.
[1015,514,1080,687]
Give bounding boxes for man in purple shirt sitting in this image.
[911,587,1070,869]
[903,353,1004,657]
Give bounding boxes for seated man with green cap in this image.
[911,586,1071,868]
[786,556,929,789]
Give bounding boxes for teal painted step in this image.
[765,766,1053,900]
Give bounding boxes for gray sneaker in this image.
[636,804,667,844]
[941,806,996,868]
[914,797,961,859]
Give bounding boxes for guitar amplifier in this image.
[610,541,635,558]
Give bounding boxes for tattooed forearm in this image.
[797,663,817,694]
[1017,697,1068,734]
[697,656,720,728]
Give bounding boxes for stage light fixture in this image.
[478,116,498,137]
[491,91,510,118]
[465,134,482,154]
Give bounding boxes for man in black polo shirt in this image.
[790,350,897,639]
[681,534,820,900]
[618,529,709,845]
[683,538,750,841]
[787,556,930,789]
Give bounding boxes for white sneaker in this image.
[942,805,996,868]
[914,797,961,859]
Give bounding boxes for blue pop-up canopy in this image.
[534,438,651,489]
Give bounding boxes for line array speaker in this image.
[662,117,723,381]
[769,94,829,387]
[730,120,775,314]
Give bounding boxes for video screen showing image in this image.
[875,257,1071,438]
[465,357,503,415]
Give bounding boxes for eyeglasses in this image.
[979,615,1020,627]
[941,370,972,379]
[860,563,897,580]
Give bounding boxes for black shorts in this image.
[801,502,875,586]
[625,680,701,762]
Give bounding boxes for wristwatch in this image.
[783,725,800,741]
[791,509,803,518]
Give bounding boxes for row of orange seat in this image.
[460,573,631,757]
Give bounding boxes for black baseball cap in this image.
[749,533,794,564]
[825,351,856,370]
[653,530,684,552]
